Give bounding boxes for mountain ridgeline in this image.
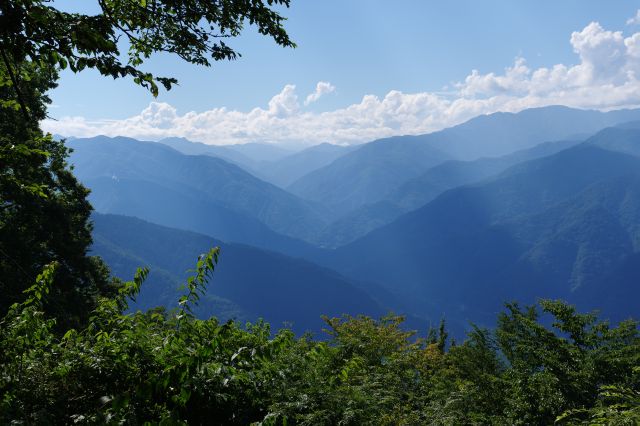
[329,142,640,326]
[91,213,384,334]
[68,106,640,332]
[287,105,640,217]
[68,136,330,258]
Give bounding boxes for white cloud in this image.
[628,10,640,25]
[304,81,336,105]
[268,84,299,117]
[43,21,640,147]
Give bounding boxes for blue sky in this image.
[45,1,640,146]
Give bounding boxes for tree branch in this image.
[0,46,30,124]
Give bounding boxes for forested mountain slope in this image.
[430,105,640,159]
[83,176,323,259]
[316,138,580,247]
[91,213,384,333]
[328,142,640,325]
[288,106,640,218]
[68,136,330,247]
[288,135,451,216]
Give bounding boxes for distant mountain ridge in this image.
[429,105,640,159]
[158,137,259,169]
[224,141,296,162]
[287,106,640,219]
[315,138,581,247]
[258,143,358,187]
[68,136,330,255]
[83,175,323,259]
[159,137,358,188]
[288,135,452,216]
[324,133,640,327]
[91,213,385,334]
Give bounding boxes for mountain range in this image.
[158,137,355,188]
[68,136,329,257]
[325,130,640,326]
[68,105,640,332]
[314,138,581,247]
[287,106,640,219]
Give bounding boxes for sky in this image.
[43,1,640,146]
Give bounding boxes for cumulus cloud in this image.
[304,81,336,105]
[628,10,640,26]
[43,21,640,146]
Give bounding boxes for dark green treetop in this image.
[0,0,295,102]
[0,60,117,328]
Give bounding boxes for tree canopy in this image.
[0,58,118,327]
[1,265,638,424]
[0,0,296,325]
[0,0,295,102]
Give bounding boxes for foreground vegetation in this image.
[1,253,638,424]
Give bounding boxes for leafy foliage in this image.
[1,255,638,424]
[0,59,117,328]
[0,0,294,97]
